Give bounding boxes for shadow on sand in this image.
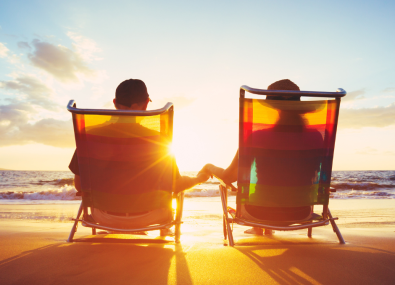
[0,234,193,285]
[230,234,395,285]
[1,232,395,284]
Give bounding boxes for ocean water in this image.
[0,170,394,204]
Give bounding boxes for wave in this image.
[183,188,236,197]
[0,212,74,222]
[332,190,395,199]
[1,173,394,201]
[32,178,75,186]
[330,182,395,191]
[0,186,80,200]
[0,185,233,201]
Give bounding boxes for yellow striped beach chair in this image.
[220,86,346,246]
[66,101,184,242]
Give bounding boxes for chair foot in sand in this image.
[160,228,174,237]
[244,227,263,235]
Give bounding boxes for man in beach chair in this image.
[67,79,209,242]
[201,79,346,246]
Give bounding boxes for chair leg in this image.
[308,227,312,238]
[175,192,184,243]
[328,209,345,244]
[219,185,227,240]
[67,202,84,242]
[223,215,228,240]
[219,185,234,246]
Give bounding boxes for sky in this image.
[0,0,394,171]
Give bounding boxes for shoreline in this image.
[1,198,395,225]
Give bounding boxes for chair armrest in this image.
[172,192,183,199]
[213,175,238,192]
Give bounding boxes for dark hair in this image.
[267,79,300,101]
[115,79,150,107]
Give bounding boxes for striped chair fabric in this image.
[72,110,176,213]
[237,98,340,212]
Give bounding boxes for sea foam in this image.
[0,185,80,200]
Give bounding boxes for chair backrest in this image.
[67,101,176,213]
[237,86,345,212]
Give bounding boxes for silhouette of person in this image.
[201,79,323,235]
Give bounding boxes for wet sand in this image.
[0,198,394,284]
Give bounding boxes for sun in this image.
[169,142,176,156]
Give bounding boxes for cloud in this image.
[0,42,9,58]
[17,118,74,147]
[382,87,395,94]
[0,75,58,110]
[67,32,102,62]
[0,102,74,148]
[339,103,395,128]
[17,41,31,50]
[0,75,73,147]
[102,101,114,108]
[355,147,395,156]
[159,96,196,109]
[27,39,95,82]
[355,147,378,155]
[0,42,22,65]
[342,89,366,102]
[0,102,32,126]
[0,33,103,149]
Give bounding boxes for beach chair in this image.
[66,100,184,243]
[219,86,346,246]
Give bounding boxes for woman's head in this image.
[267,79,300,101]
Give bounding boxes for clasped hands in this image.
[196,164,215,183]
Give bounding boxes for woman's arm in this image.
[201,150,239,184]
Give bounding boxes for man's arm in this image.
[69,150,82,192]
[174,173,209,193]
[74,175,82,192]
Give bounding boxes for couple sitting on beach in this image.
[69,78,310,236]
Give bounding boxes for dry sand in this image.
[0,198,394,284]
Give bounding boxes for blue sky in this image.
[0,0,394,170]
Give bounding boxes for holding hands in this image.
[196,165,212,183]
[198,164,214,180]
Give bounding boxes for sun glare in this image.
[172,198,177,210]
[170,131,210,171]
[169,143,175,156]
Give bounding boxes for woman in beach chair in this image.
[201,79,346,246]
[67,79,209,243]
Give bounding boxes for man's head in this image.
[113,79,151,110]
[267,79,300,101]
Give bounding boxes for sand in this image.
[0,198,394,284]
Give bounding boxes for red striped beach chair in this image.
[66,101,184,243]
[220,86,346,246]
